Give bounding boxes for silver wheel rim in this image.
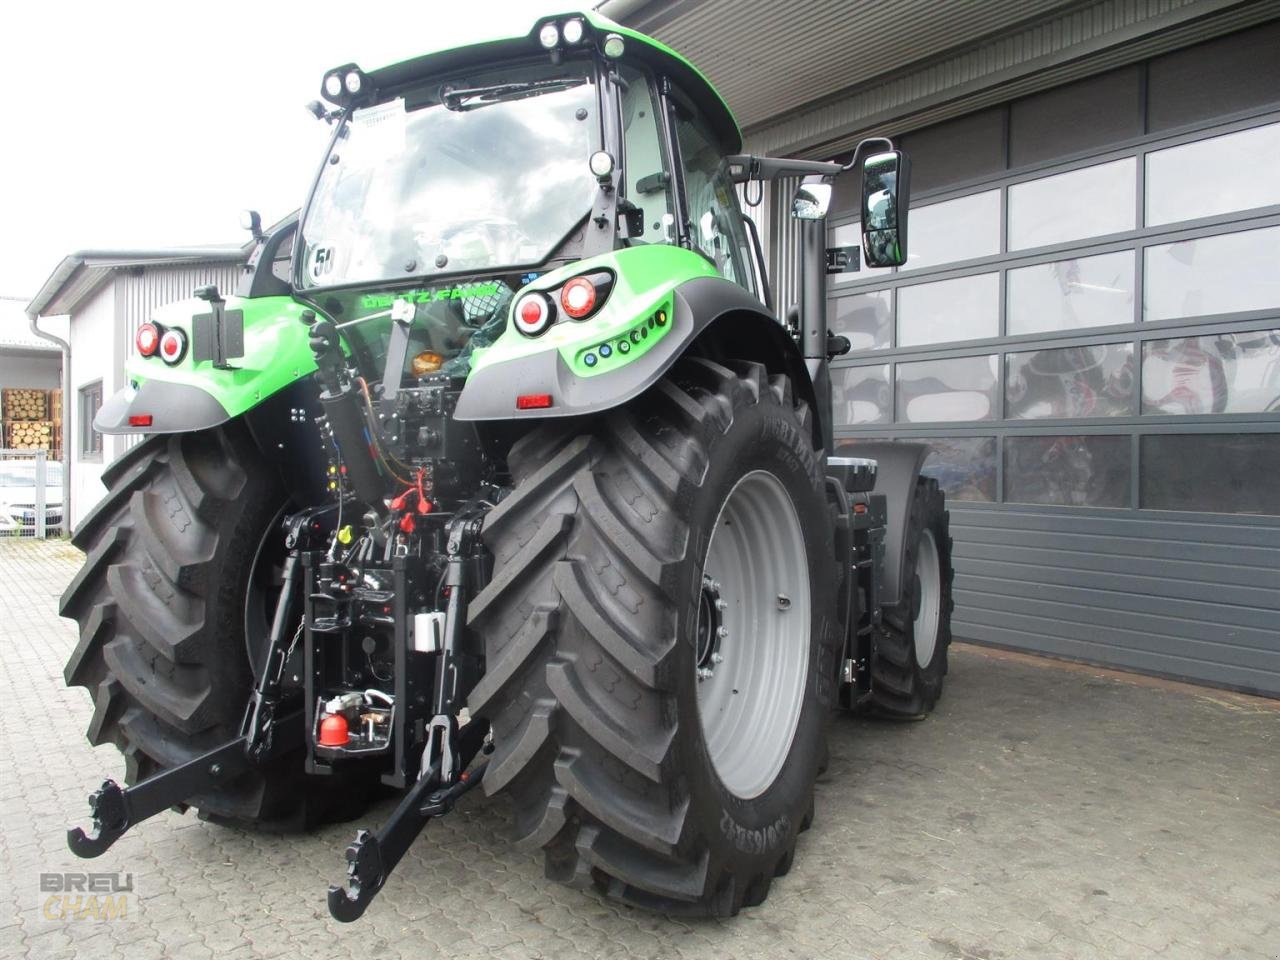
[696,469,810,800]
[913,529,942,669]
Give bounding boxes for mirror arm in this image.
[839,137,895,174]
[725,154,843,183]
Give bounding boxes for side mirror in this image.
[239,209,265,241]
[791,179,832,220]
[860,150,910,267]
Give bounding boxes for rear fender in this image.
[95,295,320,435]
[455,245,816,435]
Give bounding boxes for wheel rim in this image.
[913,528,942,669]
[696,469,810,800]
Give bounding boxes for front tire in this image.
[868,476,954,717]
[468,358,839,915]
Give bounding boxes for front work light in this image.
[324,74,343,98]
[538,23,560,49]
[562,18,585,43]
[344,71,362,94]
[603,33,625,58]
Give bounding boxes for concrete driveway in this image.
[2,539,1277,960]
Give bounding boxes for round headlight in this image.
[344,71,362,94]
[562,18,585,44]
[588,150,615,180]
[602,33,625,58]
[513,293,553,336]
[560,277,597,320]
[538,23,560,49]
[324,74,343,98]
[159,329,187,365]
[135,322,160,358]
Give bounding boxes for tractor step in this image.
[67,710,304,858]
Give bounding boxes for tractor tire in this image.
[868,476,954,717]
[468,358,840,916]
[60,422,365,826]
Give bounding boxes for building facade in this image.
[605,0,1280,695]
[27,252,245,528]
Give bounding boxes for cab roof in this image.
[362,10,741,152]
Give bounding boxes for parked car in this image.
[0,459,63,535]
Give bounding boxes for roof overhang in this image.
[601,0,1280,157]
[26,246,247,319]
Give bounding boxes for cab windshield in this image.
[298,60,599,291]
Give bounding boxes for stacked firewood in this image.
[6,420,56,449]
[3,388,47,421]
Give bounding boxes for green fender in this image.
[95,296,318,434]
[454,245,815,425]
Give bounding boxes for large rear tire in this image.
[60,422,364,825]
[868,476,954,717]
[468,358,840,915]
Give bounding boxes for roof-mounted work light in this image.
[320,63,369,107]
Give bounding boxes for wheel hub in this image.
[695,469,811,800]
[695,575,726,680]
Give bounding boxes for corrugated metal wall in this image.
[949,505,1280,694]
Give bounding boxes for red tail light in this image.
[136,322,160,357]
[560,276,597,319]
[513,293,553,336]
[159,329,187,365]
[128,414,154,427]
[516,393,553,410]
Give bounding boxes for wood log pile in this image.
[2,389,61,452]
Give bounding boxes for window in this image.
[1008,158,1136,250]
[1006,343,1134,419]
[898,274,999,346]
[896,355,999,423]
[1142,331,1280,415]
[1004,435,1130,507]
[1146,122,1280,226]
[1006,251,1135,335]
[921,437,997,502]
[79,381,103,461]
[900,190,1001,272]
[619,66,674,246]
[1141,434,1280,514]
[834,364,891,425]
[831,290,892,351]
[828,221,892,285]
[1144,226,1280,321]
[672,100,755,295]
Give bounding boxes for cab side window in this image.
[672,103,757,296]
[619,66,674,245]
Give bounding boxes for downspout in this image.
[26,311,71,537]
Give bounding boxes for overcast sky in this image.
[0,0,569,302]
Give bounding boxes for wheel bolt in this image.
[716,626,729,639]
[697,667,712,681]
[715,598,728,611]
[711,652,723,664]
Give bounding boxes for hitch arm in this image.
[67,713,303,858]
[328,718,489,922]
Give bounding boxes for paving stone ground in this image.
[1,537,1276,960]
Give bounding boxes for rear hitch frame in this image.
[328,718,491,922]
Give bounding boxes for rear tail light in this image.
[159,328,187,365]
[560,276,597,319]
[136,322,160,357]
[513,293,553,336]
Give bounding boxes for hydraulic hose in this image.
[307,314,390,517]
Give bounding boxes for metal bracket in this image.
[328,720,489,922]
[67,712,302,858]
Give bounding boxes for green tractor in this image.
[62,10,953,920]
